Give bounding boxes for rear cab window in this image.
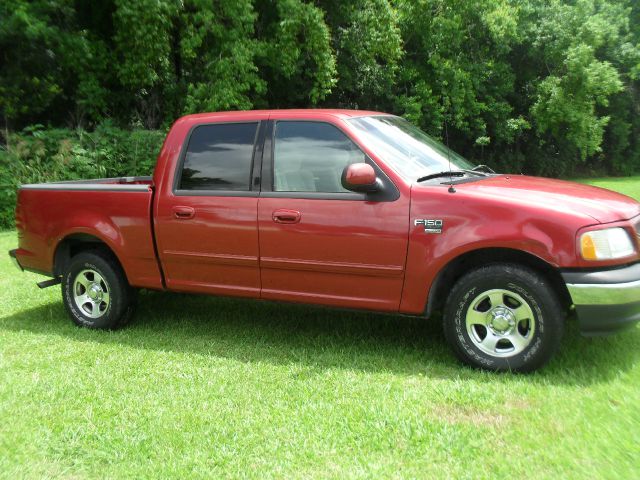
[176,122,258,192]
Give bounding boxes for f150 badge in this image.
[414,219,444,234]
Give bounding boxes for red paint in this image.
[258,195,409,311]
[13,109,640,316]
[344,163,376,186]
[15,186,162,289]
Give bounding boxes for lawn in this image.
[1,178,639,479]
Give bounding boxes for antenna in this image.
[443,113,456,194]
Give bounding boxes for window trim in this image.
[172,120,262,197]
[261,119,399,202]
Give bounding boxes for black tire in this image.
[442,263,564,373]
[62,249,137,329]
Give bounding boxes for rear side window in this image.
[273,121,365,193]
[178,122,258,191]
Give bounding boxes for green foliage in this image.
[180,0,265,113]
[255,0,337,106]
[321,0,403,108]
[1,0,640,179]
[0,1,79,122]
[0,125,164,228]
[111,0,178,126]
[527,0,625,164]
[396,0,519,148]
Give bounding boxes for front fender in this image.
[400,190,582,314]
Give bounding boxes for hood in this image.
[447,175,640,224]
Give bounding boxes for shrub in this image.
[0,124,165,229]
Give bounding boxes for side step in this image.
[37,277,61,289]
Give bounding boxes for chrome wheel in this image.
[465,288,535,358]
[73,269,110,319]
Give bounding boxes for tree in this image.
[321,0,403,109]
[255,0,336,106]
[180,0,265,114]
[2,0,640,177]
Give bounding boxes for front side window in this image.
[178,122,258,191]
[273,121,365,193]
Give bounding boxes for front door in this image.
[155,120,263,297]
[258,119,410,311]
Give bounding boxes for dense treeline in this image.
[1,1,639,183]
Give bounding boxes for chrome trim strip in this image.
[32,175,152,184]
[20,183,150,192]
[566,279,640,305]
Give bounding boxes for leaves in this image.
[0,125,165,228]
[1,0,639,177]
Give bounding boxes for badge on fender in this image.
[414,219,444,234]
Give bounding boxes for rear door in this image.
[155,119,265,297]
[257,118,410,311]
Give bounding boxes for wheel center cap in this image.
[88,284,102,301]
[489,307,515,334]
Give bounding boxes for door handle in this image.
[272,209,301,224]
[173,206,195,219]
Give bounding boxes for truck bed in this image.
[14,176,163,289]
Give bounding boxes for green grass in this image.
[1,177,640,479]
[579,176,640,199]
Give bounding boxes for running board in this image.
[37,277,61,289]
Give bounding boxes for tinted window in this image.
[273,121,365,193]
[179,123,258,191]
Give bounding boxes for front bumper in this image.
[9,249,23,272]
[562,263,640,336]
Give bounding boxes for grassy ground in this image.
[1,178,639,479]
[579,176,640,199]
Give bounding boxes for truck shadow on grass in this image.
[1,289,638,385]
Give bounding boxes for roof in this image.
[178,108,390,123]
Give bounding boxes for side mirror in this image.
[341,163,379,193]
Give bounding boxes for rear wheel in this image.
[443,263,564,373]
[62,250,137,329]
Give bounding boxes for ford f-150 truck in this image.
[9,110,640,372]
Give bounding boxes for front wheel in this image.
[443,264,564,373]
[62,250,137,329]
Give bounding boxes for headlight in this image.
[580,227,636,261]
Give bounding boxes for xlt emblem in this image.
[414,219,444,234]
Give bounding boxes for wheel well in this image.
[425,248,572,318]
[53,234,121,277]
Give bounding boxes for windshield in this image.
[347,116,475,180]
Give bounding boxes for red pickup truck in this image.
[9,109,640,372]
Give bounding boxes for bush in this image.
[0,124,165,229]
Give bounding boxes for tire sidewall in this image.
[63,253,127,329]
[445,265,562,372]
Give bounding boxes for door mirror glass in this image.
[341,163,379,193]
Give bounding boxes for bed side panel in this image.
[15,187,162,289]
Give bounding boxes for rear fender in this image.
[52,222,126,278]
